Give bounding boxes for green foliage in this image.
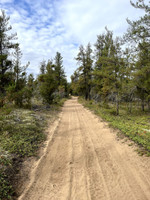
[0,110,46,157]
[126,0,150,43]
[74,43,93,100]
[0,107,49,199]
[38,72,56,104]
[7,85,32,108]
[0,152,13,199]
[0,10,17,105]
[54,52,66,87]
[0,169,13,200]
[38,54,67,104]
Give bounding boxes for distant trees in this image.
[38,60,57,104]
[74,43,93,100]
[38,52,67,104]
[0,10,68,108]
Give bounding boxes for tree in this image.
[0,10,17,106]
[7,44,31,107]
[126,0,150,111]
[40,60,46,74]
[94,28,124,114]
[71,69,83,96]
[75,43,93,100]
[127,0,150,44]
[38,60,57,104]
[54,52,66,87]
[134,40,150,111]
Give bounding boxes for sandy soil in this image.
[18,97,150,200]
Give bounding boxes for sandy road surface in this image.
[19,97,150,200]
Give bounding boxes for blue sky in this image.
[0,0,145,81]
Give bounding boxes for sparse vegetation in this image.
[0,97,66,200]
[79,97,150,156]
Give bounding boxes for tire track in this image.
[78,104,150,200]
[18,97,150,200]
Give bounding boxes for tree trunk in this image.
[116,94,119,115]
[116,101,119,115]
[128,101,132,113]
[148,99,150,111]
[141,99,145,111]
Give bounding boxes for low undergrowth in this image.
[0,98,66,200]
[79,98,150,156]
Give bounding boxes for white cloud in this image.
[0,0,145,81]
[0,0,13,3]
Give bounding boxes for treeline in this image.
[71,0,150,114]
[0,10,68,108]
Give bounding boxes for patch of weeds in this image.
[0,112,46,157]
[0,170,13,200]
[0,98,66,199]
[0,109,47,199]
[0,151,13,200]
[128,143,134,146]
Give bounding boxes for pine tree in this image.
[126,0,150,111]
[127,0,150,43]
[54,52,66,87]
[7,44,30,107]
[75,43,93,100]
[134,40,150,111]
[38,60,56,104]
[40,60,46,75]
[0,10,17,106]
[94,28,124,114]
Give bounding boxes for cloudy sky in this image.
[0,0,144,81]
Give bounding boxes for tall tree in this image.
[75,43,93,100]
[8,44,31,107]
[126,0,150,111]
[54,52,66,87]
[38,60,57,104]
[94,28,124,114]
[134,40,150,111]
[0,10,17,106]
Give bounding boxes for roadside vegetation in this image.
[0,99,68,200]
[79,98,150,156]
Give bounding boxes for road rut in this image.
[18,97,150,200]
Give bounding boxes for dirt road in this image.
[19,97,150,200]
